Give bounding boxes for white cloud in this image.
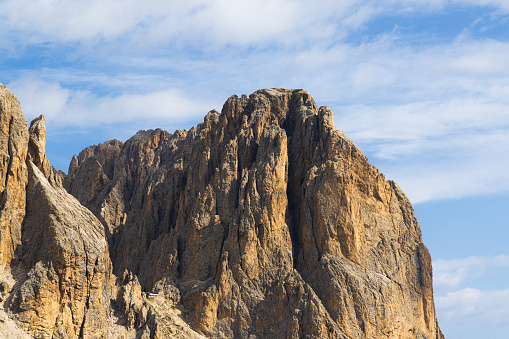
[379,157,509,203]
[433,255,509,337]
[453,0,509,12]
[2,0,507,50]
[0,0,144,42]
[385,0,509,13]
[314,39,509,203]
[0,0,361,48]
[336,97,509,160]
[7,77,213,127]
[433,255,509,290]
[6,34,509,203]
[436,288,509,327]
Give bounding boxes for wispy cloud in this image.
[0,0,359,48]
[384,147,509,202]
[456,0,509,12]
[7,77,213,127]
[323,38,509,202]
[436,288,509,329]
[433,255,509,338]
[2,0,507,50]
[6,35,509,203]
[434,255,509,290]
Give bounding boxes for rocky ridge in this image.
[0,84,202,338]
[0,83,443,338]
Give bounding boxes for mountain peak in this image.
[0,86,443,338]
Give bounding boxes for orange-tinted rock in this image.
[6,161,114,338]
[67,88,443,338]
[0,83,444,338]
[0,84,28,273]
[1,84,115,338]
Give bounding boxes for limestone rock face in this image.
[0,86,63,273]
[28,114,63,188]
[7,161,114,338]
[0,84,115,338]
[0,84,28,273]
[66,88,443,338]
[0,83,444,338]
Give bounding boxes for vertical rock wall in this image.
[0,84,28,273]
[0,83,444,338]
[0,84,114,338]
[65,88,443,338]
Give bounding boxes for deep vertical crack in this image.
[2,116,14,192]
[79,241,91,337]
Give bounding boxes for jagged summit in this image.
[1,84,443,338]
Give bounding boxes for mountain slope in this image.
[65,88,443,338]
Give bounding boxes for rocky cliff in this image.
[1,84,443,338]
[0,83,115,338]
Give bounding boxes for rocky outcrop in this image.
[6,160,113,338]
[66,88,443,338]
[0,84,115,338]
[0,85,62,272]
[112,270,206,339]
[27,115,63,188]
[0,84,28,273]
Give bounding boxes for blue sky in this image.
[1,1,509,338]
